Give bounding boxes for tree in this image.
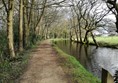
[2,0,15,57]
[69,0,109,46]
[34,0,47,39]
[23,0,29,48]
[103,0,118,32]
[19,0,23,51]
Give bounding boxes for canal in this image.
[54,40,118,82]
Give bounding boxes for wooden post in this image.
[102,68,108,83]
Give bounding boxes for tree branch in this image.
[1,0,8,13]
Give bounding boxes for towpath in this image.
[17,40,70,83]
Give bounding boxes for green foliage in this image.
[28,33,43,48]
[53,42,101,83]
[0,60,12,83]
[0,50,30,83]
[0,30,8,60]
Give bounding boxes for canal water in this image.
[54,40,118,79]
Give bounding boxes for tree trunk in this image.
[116,15,118,33]
[74,28,79,42]
[90,32,98,47]
[69,30,72,41]
[29,0,35,33]
[79,27,82,43]
[84,31,89,44]
[23,0,29,48]
[19,0,23,51]
[78,19,82,43]
[34,0,47,36]
[7,0,15,57]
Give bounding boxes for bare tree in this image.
[69,0,109,46]
[103,0,118,32]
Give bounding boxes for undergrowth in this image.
[0,30,41,83]
[0,49,32,83]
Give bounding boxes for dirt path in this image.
[18,40,70,83]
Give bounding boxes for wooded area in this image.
[0,0,67,58]
[0,0,118,57]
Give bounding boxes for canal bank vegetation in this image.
[52,41,100,83]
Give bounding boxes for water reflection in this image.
[93,47,118,76]
[55,40,101,78]
[55,40,118,80]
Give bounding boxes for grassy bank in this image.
[52,41,100,83]
[0,41,41,83]
[89,36,118,48]
[50,38,68,41]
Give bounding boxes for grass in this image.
[50,38,69,41]
[52,41,100,83]
[89,36,118,48]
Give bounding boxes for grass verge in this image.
[52,42,101,83]
[89,36,118,48]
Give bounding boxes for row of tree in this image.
[67,0,118,46]
[0,0,66,58]
[0,0,118,58]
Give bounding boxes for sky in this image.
[106,14,116,21]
